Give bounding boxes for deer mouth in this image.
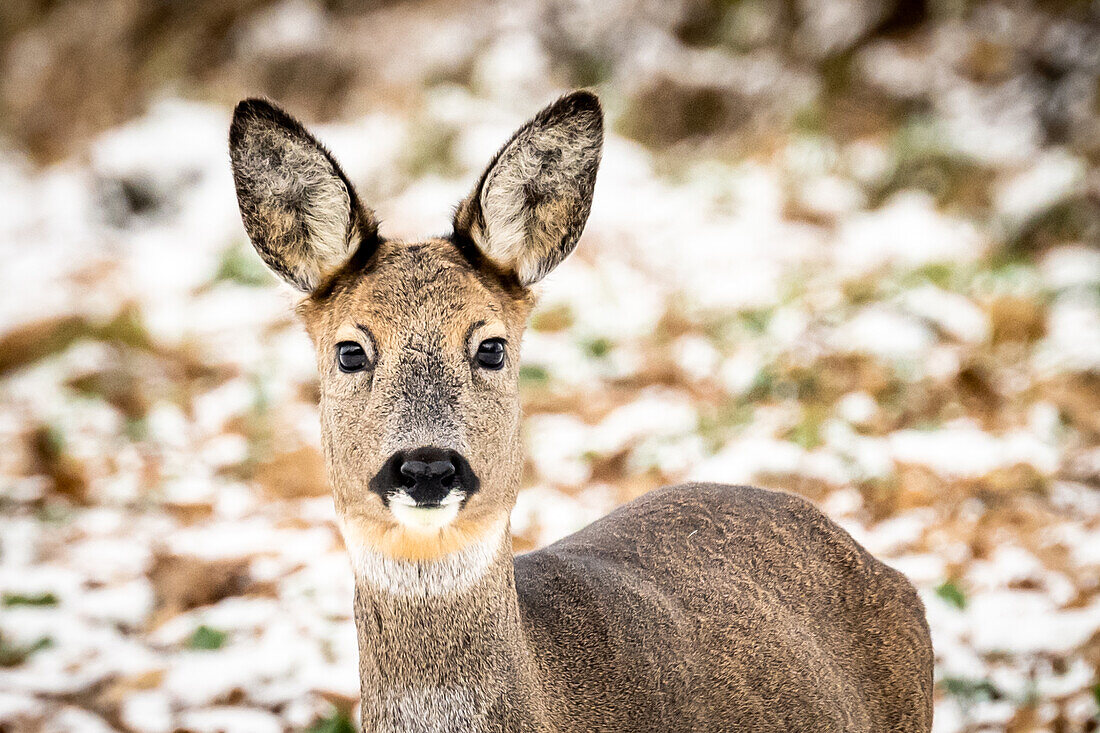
[388,488,467,509]
[387,489,467,531]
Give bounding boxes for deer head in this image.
[229,92,603,563]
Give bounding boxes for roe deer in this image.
[229,91,934,732]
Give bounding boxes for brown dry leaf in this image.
[67,368,149,421]
[522,386,641,423]
[530,304,574,332]
[972,464,1047,497]
[164,502,216,525]
[1079,628,1100,671]
[1041,373,1100,439]
[962,39,1014,84]
[148,554,253,627]
[856,476,900,522]
[755,473,835,504]
[253,446,330,499]
[954,363,1004,426]
[0,314,86,375]
[1063,447,1100,486]
[988,296,1046,344]
[619,76,754,148]
[1004,703,1043,733]
[611,470,666,506]
[892,464,942,512]
[587,449,630,485]
[0,306,157,376]
[652,302,701,343]
[97,669,166,712]
[512,533,538,554]
[29,425,89,505]
[317,689,359,719]
[967,496,1061,561]
[821,354,897,402]
[628,357,697,393]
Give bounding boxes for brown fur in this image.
[297,238,534,562]
[518,484,933,731]
[229,93,934,733]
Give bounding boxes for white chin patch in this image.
[388,491,464,532]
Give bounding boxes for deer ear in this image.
[454,91,603,286]
[229,99,379,292]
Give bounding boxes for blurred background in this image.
[0,0,1098,731]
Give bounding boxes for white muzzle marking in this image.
[387,490,465,531]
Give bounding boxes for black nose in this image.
[400,456,456,486]
[369,447,480,507]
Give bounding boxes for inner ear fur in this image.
[229,98,379,293]
[453,91,603,286]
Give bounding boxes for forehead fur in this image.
[298,238,534,335]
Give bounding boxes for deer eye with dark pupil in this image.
[336,342,368,372]
[475,339,506,369]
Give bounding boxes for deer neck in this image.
[345,519,549,732]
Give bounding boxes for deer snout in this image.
[370,447,480,516]
[399,456,456,488]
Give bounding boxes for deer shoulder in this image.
[516,483,933,732]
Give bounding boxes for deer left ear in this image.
[229,98,379,293]
[454,91,603,286]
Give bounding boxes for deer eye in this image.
[475,338,506,370]
[336,341,368,372]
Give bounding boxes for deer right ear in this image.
[454,91,603,286]
[229,99,379,293]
